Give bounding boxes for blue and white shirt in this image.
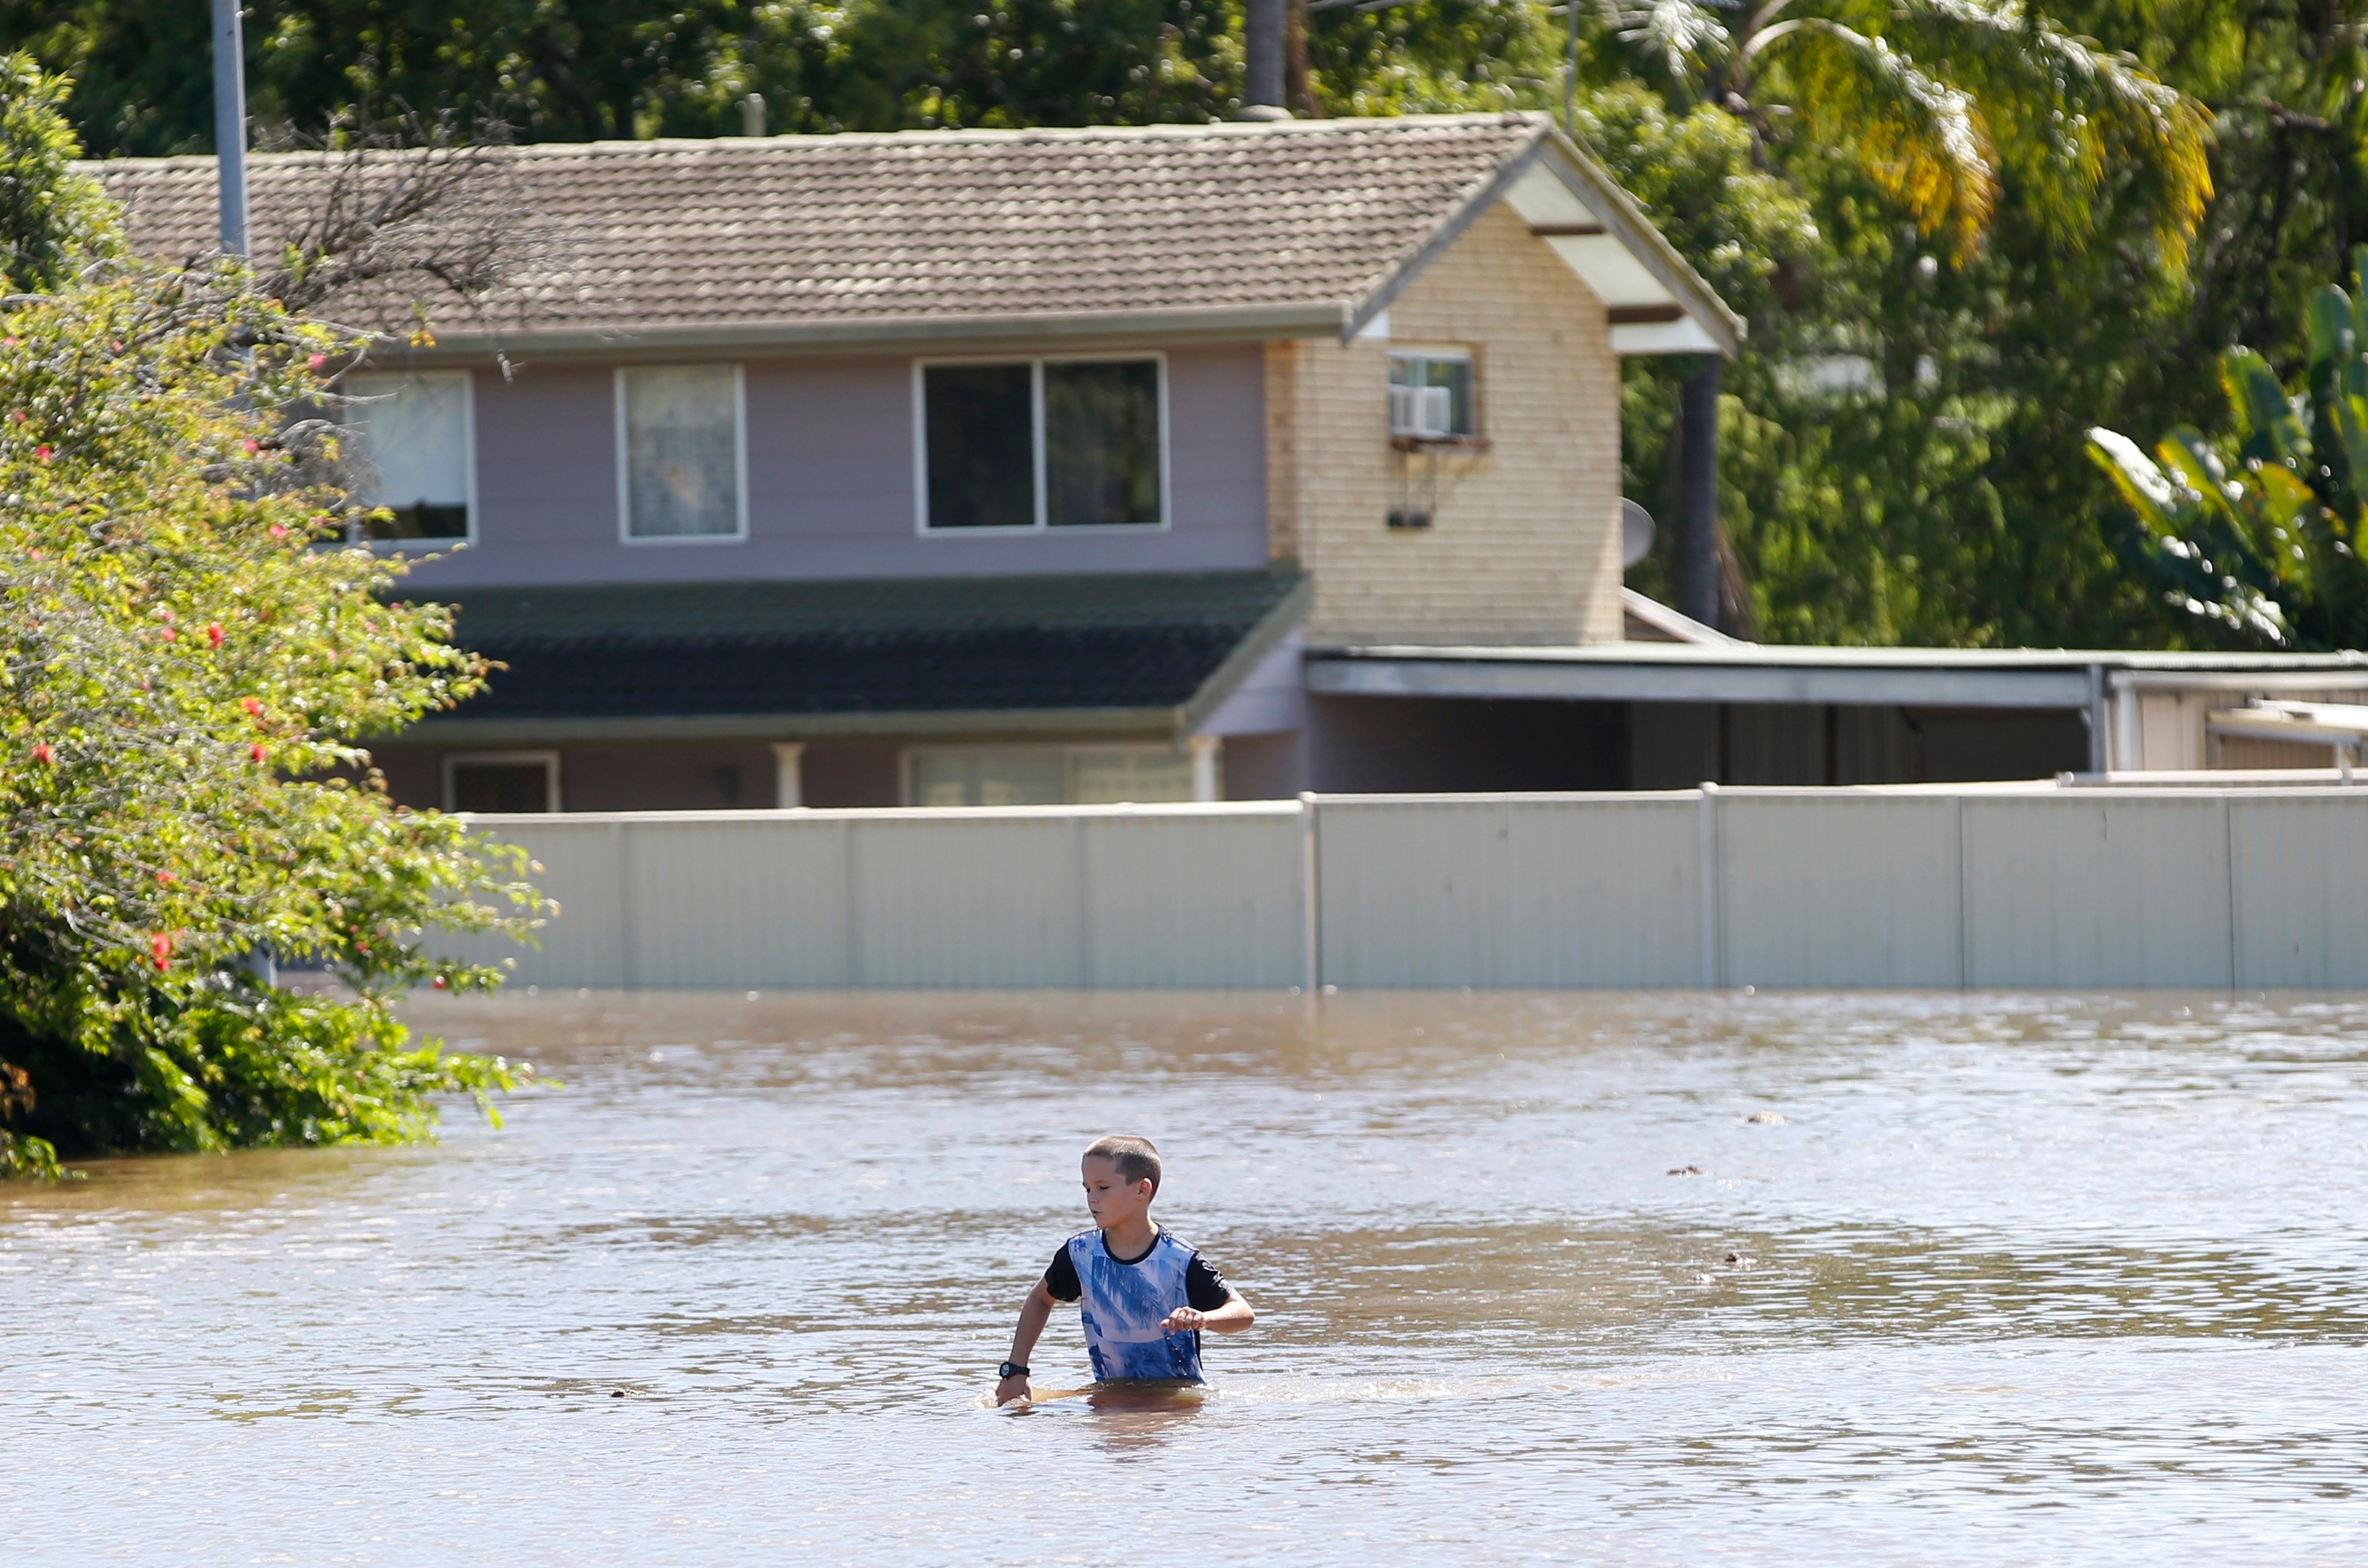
[1042,1227,1233,1383]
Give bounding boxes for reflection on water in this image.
[6,990,2368,1563]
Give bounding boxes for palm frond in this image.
[1749,15,1996,251]
[1603,0,1734,90]
[1900,0,2212,270]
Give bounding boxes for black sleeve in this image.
[1185,1253,1232,1312]
[1042,1244,1080,1303]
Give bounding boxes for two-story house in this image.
[105,112,1743,810]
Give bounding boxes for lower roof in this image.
[402,568,1310,744]
[1310,642,2368,709]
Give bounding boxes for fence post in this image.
[1698,782,1721,989]
[1298,792,1321,995]
[612,820,633,990]
[1952,792,1969,990]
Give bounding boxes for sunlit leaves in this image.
[2088,250,2368,648]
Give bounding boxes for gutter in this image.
[372,302,1351,364]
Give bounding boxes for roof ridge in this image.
[81,112,1545,172]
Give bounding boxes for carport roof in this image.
[1308,642,2368,709]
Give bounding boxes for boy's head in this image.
[1081,1134,1161,1230]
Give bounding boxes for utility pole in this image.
[1243,0,1290,119]
[213,0,249,256]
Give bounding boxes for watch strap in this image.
[998,1361,1029,1379]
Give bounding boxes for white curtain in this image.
[625,367,741,537]
[347,372,469,509]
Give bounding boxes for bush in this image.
[0,58,547,1177]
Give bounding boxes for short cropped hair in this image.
[1084,1134,1162,1195]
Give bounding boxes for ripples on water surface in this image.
[7,990,2368,1564]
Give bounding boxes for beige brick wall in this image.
[1269,200,1624,646]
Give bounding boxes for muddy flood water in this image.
[7,990,2368,1564]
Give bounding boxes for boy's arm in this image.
[1160,1289,1254,1335]
[996,1281,1057,1405]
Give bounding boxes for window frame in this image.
[614,364,751,547]
[911,351,1171,536]
[1386,346,1479,443]
[340,368,478,552]
[899,741,1194,806]
[442,749,563,814]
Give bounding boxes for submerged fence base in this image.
[447,786,2368,990]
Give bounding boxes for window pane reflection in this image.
[1045,360,1161,527]
[924,364,1035,529]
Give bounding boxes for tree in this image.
[0,51,116,287]
[2088,249,2368,649]
[0,58,548,1178]
[1597,0,2211,267]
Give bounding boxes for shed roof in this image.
[96,114,1739,355]
[1309,642,2368,711]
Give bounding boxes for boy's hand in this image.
[1160,1307,1207,1332]
[995,1373,1033,1407]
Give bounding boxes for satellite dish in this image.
[1621,498,1656,568]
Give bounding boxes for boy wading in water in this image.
[996,1135,1254,1406]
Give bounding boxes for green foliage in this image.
[0,66,548,1176]
[2088,251,2368,649]
[0,51,118,289]
[1302,0,1563,115]
[10,0,1244,147]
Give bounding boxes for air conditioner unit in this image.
[1390,383,1455,439]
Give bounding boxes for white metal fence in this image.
[445,786,2368,990]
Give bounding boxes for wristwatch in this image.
[997,1361,1029,1380]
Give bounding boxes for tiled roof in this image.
[419,568,1309,732]
[97,117,1546,340]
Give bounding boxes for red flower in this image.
[241,696,263,716]
[241,439,260,454]
[432,975,448,990]
[308,354,329,372]
[32,742,53,766]
[34,444,51,460]
[207,622,224,648]
[160,627,177,642]
[151,933,171,972]
[268,523,288,539]
[156,870,177,885]
[250,743,267,763]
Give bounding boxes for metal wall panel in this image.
[1717,791,1962,987]
[1315,794,1699,987]
[437,789,2368,992]
[846,811,1088,986]
[425,817,627,988]
[619,817,852,987]
[2230,792,2368,987]
[1076,807,1305,987]
[1962,795,2235,987]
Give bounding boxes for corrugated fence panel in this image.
[620,816,852,987]
[442,790,2368,991]
[1315,794,1699,987]
[846,811,1087,986]
[1078,806,1305,987]
[2230,792,2368,987]
[432,817,625,988]
[1718,792,1962,987]
[1962,795,2234,987]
